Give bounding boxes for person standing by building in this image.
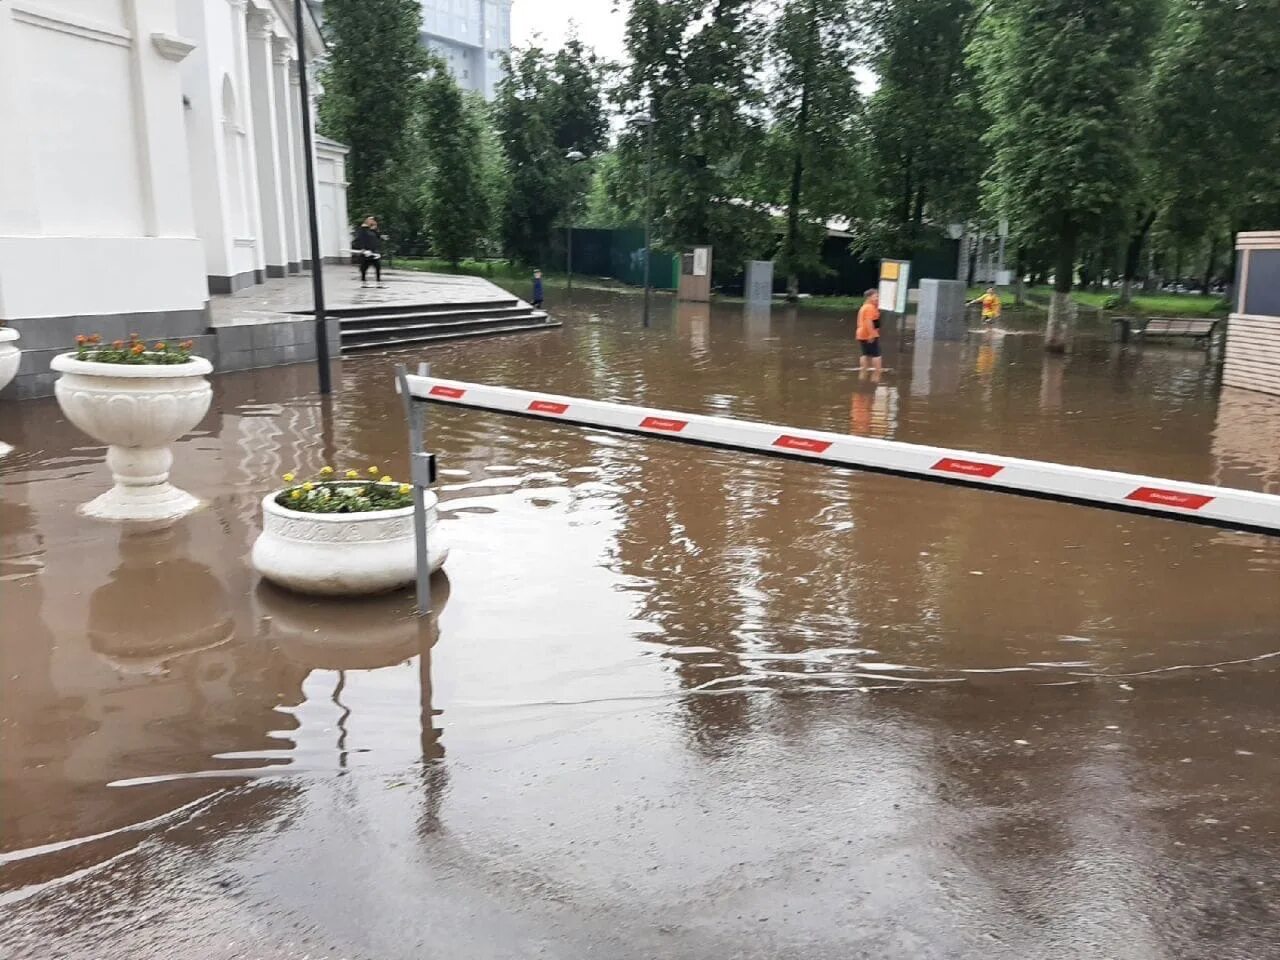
[532,269,544,309]
[856,288,882,373]
[353,216,383,288]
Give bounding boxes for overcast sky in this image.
[509,1,877,95]
[510,0,630,62]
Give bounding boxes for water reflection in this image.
[88,525,233,669]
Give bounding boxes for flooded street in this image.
[3,289,1280,958]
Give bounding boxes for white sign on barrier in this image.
[403,375,1280,536]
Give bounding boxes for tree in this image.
[1148,0,1280,288]
[495,40,609,265]
[767,0,863,299]
[420,63,488,266]
[974,0,1161,350]
[619,0,772,281]
[318,0,427,238]
[858,0,985,259]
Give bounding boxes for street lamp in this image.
[565,149,587,295]
[628,113,655,327]
[294,0,330,394]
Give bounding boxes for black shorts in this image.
[859,338,881,358]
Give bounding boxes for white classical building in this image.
[0,0,349,398]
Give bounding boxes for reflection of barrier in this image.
[400,373,1280,541]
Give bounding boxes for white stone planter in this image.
[0,328,20,457]
[252,486,449,596]
[50,353,213,521]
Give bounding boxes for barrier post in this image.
[396,362,435,617]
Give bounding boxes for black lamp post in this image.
[565,149,586,294]
[629,113,655,327]
[295,0,331,394]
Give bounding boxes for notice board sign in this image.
[878,259,911,314]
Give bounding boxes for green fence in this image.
[568,227,678,290]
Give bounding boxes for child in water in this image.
[532,270,544,309]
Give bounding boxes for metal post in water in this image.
[295,0,331,395]
[396,362,433,617]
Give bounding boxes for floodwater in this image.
[2,289,1279,959]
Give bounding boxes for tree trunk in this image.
[1120,211,1155,305]
[1046,226,1076,353]
[1015,245,1026,305]
[783,15,817,303]
[1200,235,1219,295]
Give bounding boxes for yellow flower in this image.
[290,489,303,500]
[380,475,392,484]
[345,469,359,479]
[367,465,380,476]
[302,482,314,492]
[282,472,295,483]
[320,466,334,476]
[398,483,411,495]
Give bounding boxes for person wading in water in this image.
[856,288,882,374]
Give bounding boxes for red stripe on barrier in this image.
[1126,487,1214,511]
[640,416,688,433]
[429,385,466,399]
[932,457,1004,479]
[774,435,833,454]
[529,400,568,415]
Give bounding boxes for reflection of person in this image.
[353,216,383,287]
[856,288,882,373]
[532,269,544,308]
[968,287,1001,325]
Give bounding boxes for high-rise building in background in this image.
[419,0,512,101]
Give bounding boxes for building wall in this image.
[419,0,511,100]
[0,0,350,399]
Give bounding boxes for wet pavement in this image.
[2,291,1279,958]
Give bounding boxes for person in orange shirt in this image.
[855,288,882,373]
[968,287,1002,325]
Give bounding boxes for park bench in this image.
[1112,315,1219,346]
[1136,316,1219,344]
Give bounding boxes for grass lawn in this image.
[1002,285,1228,317]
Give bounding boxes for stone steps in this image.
[334,299,556,353]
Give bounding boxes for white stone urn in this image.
[252,486,449,596]
[50,353,213,521]
[0,327,19,457]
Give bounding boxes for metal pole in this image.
[295,0,331,395]
[643,122,653,328]
[396,362,433,617]
[567,222,573,294]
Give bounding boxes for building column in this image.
[291,60,315,270]
[272,38,302,272]
[0,5,41,237]
[247,8,287,276]
[228,0,264,282]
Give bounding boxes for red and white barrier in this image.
[404,374,1280,536]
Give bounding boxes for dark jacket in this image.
[353,226,382,255]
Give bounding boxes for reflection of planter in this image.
[0,328,20,457]
[89,527,233,668]
[256,577,449,670]
[50,353,213,521]
[252,488,449,596]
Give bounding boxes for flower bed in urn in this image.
[252,465,449,597]
[51,333,213,522]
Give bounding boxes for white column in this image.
[228,0,264,278]
[291,60,314,269]
[272,38,302,270]
[128,1,199,239]
[0,5,41,235]
[247,8,287,274]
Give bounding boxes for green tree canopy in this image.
[318,0,428,237]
